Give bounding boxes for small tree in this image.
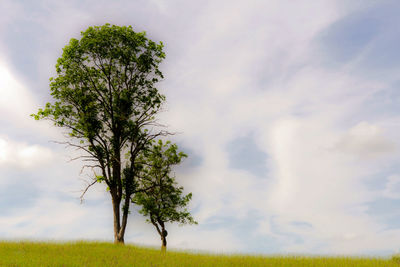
[32,24,167,244]
[133,140,197,252]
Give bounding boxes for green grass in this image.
[0,241,398,266]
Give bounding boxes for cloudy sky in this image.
[1,0,400,256]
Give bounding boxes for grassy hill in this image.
[0,241,398,266]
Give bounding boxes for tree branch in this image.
[80,179,97,203]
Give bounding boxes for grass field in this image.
[0,241,399,266]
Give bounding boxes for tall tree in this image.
[32,24,167,244]
[133,140,197,252]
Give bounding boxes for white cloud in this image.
[0,59,64,141]
[335,121,396,158]
[0,62,34,120]
[0,136,53,169]
[0,195,112,240]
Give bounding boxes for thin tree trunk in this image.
[151,217,166,252]
[111,191,123,244]
[111,144,124,244]
[161,227,167,252]
[118,192,131,243]
[161,235,167,252]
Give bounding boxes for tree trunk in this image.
[111,144,124,244]
[111,191,124,244]
[161,236,167,252]
[161,228,167,252]
[118,193,131,244]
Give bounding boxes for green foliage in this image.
[134,140,197,229]
[31,23,165,170]
[0,241,398,267]
[96,175,105,183]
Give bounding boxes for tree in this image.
[32,24,167,244]
[133,140,197,252]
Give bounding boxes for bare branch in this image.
[79,164,101,175]
[80,179,97,204]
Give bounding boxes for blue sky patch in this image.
[226,134,268,177]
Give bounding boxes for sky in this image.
[1,0,400,256]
